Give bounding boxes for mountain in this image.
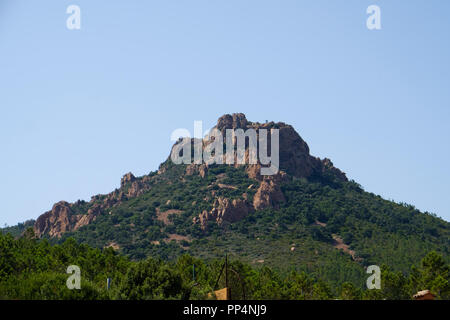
[5,113,450,288]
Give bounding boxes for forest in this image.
[0,231,448,300]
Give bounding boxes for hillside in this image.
[3,113,449,289]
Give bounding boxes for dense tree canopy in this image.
[0,232,448,300]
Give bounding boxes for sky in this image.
[0,0,449,226]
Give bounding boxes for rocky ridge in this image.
[33,172,152,238]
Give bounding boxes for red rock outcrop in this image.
[73,212,96,231]
[34,201,97,238]
[34,172,151,238]
[185,164,208,178]
[121,172,136,187]
[193,197,253,230]
[34,201,73,238]
[253,176,286,210]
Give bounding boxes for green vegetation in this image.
[3,161,448,292]
[0,232,448,300]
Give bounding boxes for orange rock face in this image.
[33,171,150,238]
[253,177,286,210]
[195,197,253,230]
[34,201,98,238]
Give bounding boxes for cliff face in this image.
[213,113,346,180]
[34,201,96,238]
[33,113,347,237]
[193,197,253,228]
[253,175,286,210]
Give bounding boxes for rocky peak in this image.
[121,172,136,187]
[201,113,347,182]
[33,201,97,238]
[216,113,249,133]
[34,201,72,238]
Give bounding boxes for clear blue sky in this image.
[1,0,449,226]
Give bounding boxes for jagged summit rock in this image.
[216,113,249,133]
[121,172,136,187]
[208,113,346,181]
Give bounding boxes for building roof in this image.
[413,290,435,298]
